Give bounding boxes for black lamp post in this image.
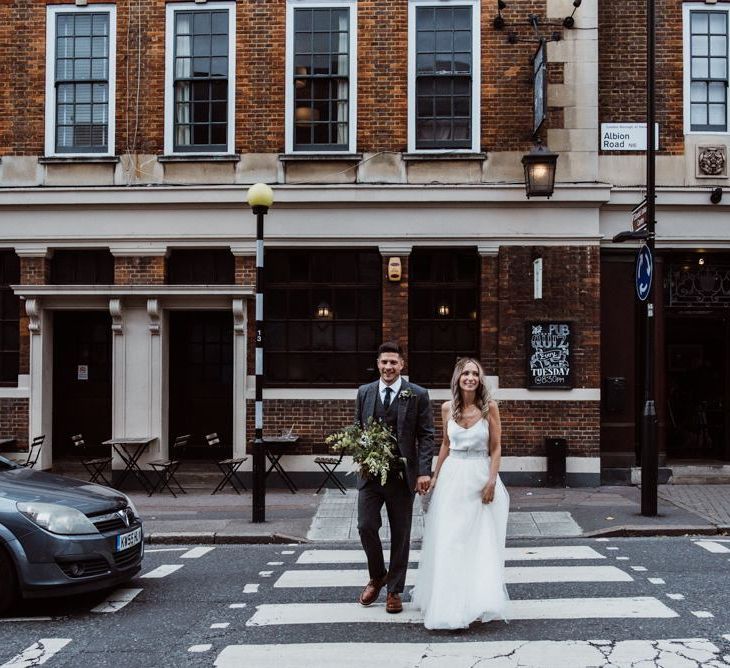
[246,182,274,524]
[522,141,559,198]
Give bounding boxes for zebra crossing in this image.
[214,541,730,667]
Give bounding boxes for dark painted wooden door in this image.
[53,311,112,457]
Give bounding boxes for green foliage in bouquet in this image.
[326,417,399,486]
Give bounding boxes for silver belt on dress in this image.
[449,449,489,459]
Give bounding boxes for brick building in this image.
[0,0,726,486]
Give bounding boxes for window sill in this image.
[39,156,120,164]
[279,153,363,162]
[157,154,241,163]
[402,152,487,162]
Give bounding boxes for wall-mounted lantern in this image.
[522,141,559,198]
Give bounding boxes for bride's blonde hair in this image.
[450,357,493,423]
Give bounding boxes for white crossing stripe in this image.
[246,597,678,626]
[695,541,730,554]
[229,603,247,609]
[281,550,295,555]
[259,571,273,577]
[211,623,230,629]
[91,588,143,613]
[648,578,665,585]
[181,547,215,559]
[631,566,648,572]
[144,547,188,553]
[141,564,183,579]
[188,645,212,653]
[274,566,632,589]
[667,594,685,600]
[0,639,72,667]
[296,546,605,565]
[692,611,715,618]
[267,561,284,566]
[0,618,53,623]
[214,639,725,668]
[243,584,259,593]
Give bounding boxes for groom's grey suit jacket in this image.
[354,379,435,492]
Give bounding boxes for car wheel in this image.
[0,546,19,615]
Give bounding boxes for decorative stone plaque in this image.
[696,145,727,178]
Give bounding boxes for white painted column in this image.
[232,298,247,459]
[27,300,53,470]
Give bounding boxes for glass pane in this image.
[709,81,725,101]
[193,57,210,77]
[334,325,356,352]
[416,119,434,140]
[417,53,434,73]
[58,84,74,103]
[435,8,452,29]
[710,13,726,35]
[211,102,226,122]
[92,36,108,58]
[210,123,226,145]
[691,103,708,126]
[693,35,709,57]
[313,32,329,53]
[76,83,92,103]
[212,11,228,34]
[75,36,91,58]
[57,37,73,59]
[692,12,709,34]
[58,105,73,124]
[454,30,471,52]
[75,14,92,35]
[175,82,192,103]
[176,13,192,34]
[193,12,211,34]
[176,57,192,78]
[417,96,433,117]
[693,57,709,78]
[435,53,452,72]
[435,31,452,52]
[192,124,209,144]
[710,35,726,56]
[288,323,310,351]
[453,7,471,30]
[295,9,312,32]
[92,105,107,124]
[74,59,91,79]
[93,14,109,36]
[709,103,726,126]
[417,31,435,52]
[211,80,227,100]
[57,15,74,37]
[194,35,211,56]
[417,7,435,30]
[710,57,726,78]
[57,59,74,81]
[454,52,471,73]
[454,96,470,116]
[91,58,107,79]
[212,35,228,57]
[434,96,451,116]
[313,10,330,31]
[211,57,228,76]
[76,104,91,122]
[57,126,73,147]
[295,32,312,54]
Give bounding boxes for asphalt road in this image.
[1,537,729,667]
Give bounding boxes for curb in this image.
[145,532,310,545]
[582,524,721,538]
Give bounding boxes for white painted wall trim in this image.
[44,4,117,158]
[285,0,358,154]
[163,1,237,155]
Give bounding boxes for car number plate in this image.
[116,527,142,552]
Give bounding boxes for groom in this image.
[355,341,435,614]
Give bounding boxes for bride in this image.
[411,357,510,630]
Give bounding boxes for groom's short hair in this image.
[378,341,403,358]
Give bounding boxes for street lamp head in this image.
[246,183,274,211]
[522,141,559,198]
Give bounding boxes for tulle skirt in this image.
[411,451,510,630]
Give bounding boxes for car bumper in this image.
[10,523,144,599]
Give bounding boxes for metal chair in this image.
[148,434,190,497]
[314,448,347,495]
[205,432,247,495]
[19,435,45,469]
[71,434,112,485]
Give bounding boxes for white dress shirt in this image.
[378,377,402,407]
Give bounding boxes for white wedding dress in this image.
[411,418,510,630]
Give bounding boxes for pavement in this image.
[128,483,730,545]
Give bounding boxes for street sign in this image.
[636,245,653,302]
[632,198,647,231]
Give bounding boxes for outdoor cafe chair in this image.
[205,432,247,495]
[147,434,190,497]
[71,434,112,486]
[314,448,347,495]
[19,435,45,469]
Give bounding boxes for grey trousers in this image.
[357,474,414,594]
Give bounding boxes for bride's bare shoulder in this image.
[440,401,452,417]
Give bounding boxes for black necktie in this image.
[383,387,392,410]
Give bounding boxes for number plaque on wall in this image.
[527,322,573,389]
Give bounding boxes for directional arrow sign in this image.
[636,245,653,302]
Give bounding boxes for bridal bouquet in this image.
[326,417,400,485]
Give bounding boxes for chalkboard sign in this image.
[527,322,573,389]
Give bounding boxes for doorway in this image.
[52,311,113,457]
[169,311,233,458]
[666,315,729,460]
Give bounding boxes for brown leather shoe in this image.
[386,592,403,614]
[358,576,386,607]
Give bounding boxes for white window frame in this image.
[285,0,358,154]
[408,0,481,153]
[164,1,237,155]
[45,4,117,157]
[683,1,730,134]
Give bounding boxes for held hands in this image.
[481,479,497,504]
[415,475,431,495]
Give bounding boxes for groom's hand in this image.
[415,475,431,495]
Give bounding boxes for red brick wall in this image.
[235,255,256,375]
[382,254,408,370]
[0,398,29,451]
[497,246,600,388]
[18,256,50,375]
[114,256,166,285]
[245,397,598,458]
[599,0,683,155]
[1,1,564,157]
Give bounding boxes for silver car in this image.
[0,455,143,614]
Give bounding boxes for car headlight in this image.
[122,495,139,520]
[17,502,99,536]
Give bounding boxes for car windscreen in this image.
[0,456,18,471]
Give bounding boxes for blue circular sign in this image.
[636,245,653,302]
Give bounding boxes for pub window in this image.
[165,2,235,154]
[409,248,479,386]
[45,5,116,155]
[685,6,729,132]
[0,252,20,385]
[265,249,381,386]
[287,1,357,153]
[167,249,235,285]
[50,249,114,285]
[409,1,480,152]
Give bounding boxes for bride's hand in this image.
[428,475,437,493]
[481,480,496,504]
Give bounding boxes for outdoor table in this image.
[261,436,299,494]
[103,436,156,493]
